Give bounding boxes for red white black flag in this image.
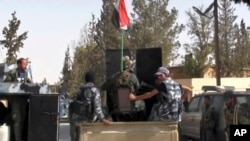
[111,0,130,30]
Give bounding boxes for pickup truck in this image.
[77,121,179,141]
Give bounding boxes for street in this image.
[59,122,70,141]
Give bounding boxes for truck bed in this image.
[78,121,179,141]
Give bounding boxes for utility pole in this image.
[193,0,221,86]
[214,0,221,86]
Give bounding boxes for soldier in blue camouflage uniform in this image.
[69,71,110,141]
[201,95,217,141]
[129,67,183,121]
[224,91,250,141]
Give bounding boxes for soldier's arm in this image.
[92,88,105,121]
[133,89,159,100]
[238,106,250,124]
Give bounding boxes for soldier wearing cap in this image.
[224,91,250,139]
[129,66,183,121]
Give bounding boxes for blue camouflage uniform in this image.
[148,78,182,121]
[69,82,106,141]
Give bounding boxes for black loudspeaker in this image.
[28,95,59,141]
[105,49,131,78]
[136,48,162,86]
[136,48,162,117]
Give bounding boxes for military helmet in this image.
[123,56,132,69]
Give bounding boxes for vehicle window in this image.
[188,97,200,112]
[211,95,224,111]
[198,96,204,111]
[236,96,250,105]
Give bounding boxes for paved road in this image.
[59,122,70,141]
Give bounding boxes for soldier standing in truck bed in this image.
[101,56,141,121]
[69,71,110,141]
[129,67,183,121]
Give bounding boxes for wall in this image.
[175,78,250,96]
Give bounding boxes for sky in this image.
[0,0,249,84]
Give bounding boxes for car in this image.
[179,86,250,141]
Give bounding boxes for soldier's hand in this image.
[129,93,137,101]
[102,119,111,126]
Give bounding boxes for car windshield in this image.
[211,95,224,111]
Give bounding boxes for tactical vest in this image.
[73,86,94,121]
[116,70,133,91]
[161,79,182,101]
[160,79,182,114]
[113,70,136,112]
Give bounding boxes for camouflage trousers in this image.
[148,103,179,121]
[69,116,80,141]
[69,113,98,141]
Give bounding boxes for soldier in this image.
[69,71,110,141]
[101,56,140,121]
[4,58,32,141]
[224,91,250,140]
[200,95,217,141]
[5,58,32,83]
[129,66,182,121]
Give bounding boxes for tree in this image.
[218,0,238,77]
[61,46,72,90]
[183,6,214,77]
[0,11,28,64]
[129,0,184,66]
[94,0,121,50]
[232,20,250,76]
[231,0,250,7]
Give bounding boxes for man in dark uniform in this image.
[4,58,32,141]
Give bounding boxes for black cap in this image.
[223,91,234,101]
[85,71,95,83]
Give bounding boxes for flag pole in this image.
[120,30,124,72]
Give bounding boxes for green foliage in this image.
[129,0,184,66]
[183,6,214,78]
[61,46,72,90]
[218,0,238,76]
[231,20,250,76]
[94,0,121,50]
[0,11,28,64]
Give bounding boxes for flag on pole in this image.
[111,0,130,30]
